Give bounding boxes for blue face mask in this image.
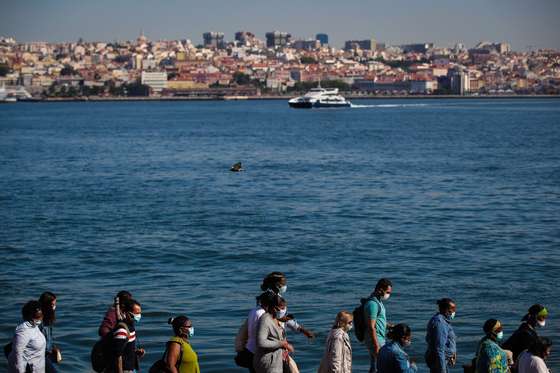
[187,327,194,338]
[133,313,142,323]
[279,285,287,294]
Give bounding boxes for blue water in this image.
[1,99,559,372]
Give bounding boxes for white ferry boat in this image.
[288,87,351,108]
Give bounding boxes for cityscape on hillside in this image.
[0,31,559,100]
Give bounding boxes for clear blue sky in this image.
[2,0,559,50]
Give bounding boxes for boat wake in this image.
[350,103,429,108]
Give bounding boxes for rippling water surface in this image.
[1,99,559,372]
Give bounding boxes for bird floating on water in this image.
[230,162,243,172]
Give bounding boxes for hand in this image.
[136,348,145,358]
[302,329,315,339]
[282,340,294,353]
[449,353,456,367]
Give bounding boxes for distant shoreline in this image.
[11,94,560,103]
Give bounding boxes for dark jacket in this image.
[502,322,538,362]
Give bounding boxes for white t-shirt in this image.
[518,350,549,373]
[246,306,265,353]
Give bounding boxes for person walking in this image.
[502,304,548,362]
[474,319,509,373]
[105,299,144,373]
[317,311,353,373]
[260,272,315,339]
[425,298,457,373]
[38,292,60,373]
[364,278,393,373]
[253,292,294,373]
[377,323,417,373]
[163,316,200,373]
[8,300,47,373]
[517,337,552,373]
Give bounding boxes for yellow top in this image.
[170,336,200,373]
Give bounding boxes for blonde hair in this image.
[332,311,353,329]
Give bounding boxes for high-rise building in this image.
[235,31,256,46]
[344,38,376,51]
[203,32,225,49]
[316,33,329,46]
[450,69,470,95]
[293,39,321,50]
[265,32,291,48]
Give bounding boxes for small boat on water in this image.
[0,86,17,103]
[288,87,351,108]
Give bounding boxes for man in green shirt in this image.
[364,278,393,373]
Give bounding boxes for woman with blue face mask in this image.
[105,299,143,373]
[377,323,417,373]
[164,316,200,373]
[474,319,509,373]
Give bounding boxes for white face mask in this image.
[279,285,287,294]
[382,293,391,301]
[537,320,546,328]
[52,305,56,311]
[496,331,504,340]
[276,308,287,319]
[345,323,353,332]
[33,319,42,326]
[450,312,456,320]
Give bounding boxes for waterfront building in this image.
[141,71,168,93]
[235,31,256,46]
[203,32,225,49]
[316,33,329,46]
[450,69,470,95]
[266,31,291,48]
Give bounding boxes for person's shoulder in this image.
[15,321,33,332]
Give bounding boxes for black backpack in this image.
[353,298,369,342]
[149,341,183,373]
[91,322,130,373]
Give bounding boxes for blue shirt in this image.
[378,340,418,373]
[425,313,456,373]
[365,296,387,349]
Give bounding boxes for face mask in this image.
[450,312,456,320]
[382,293,391,301]
[279,285,287,294]
[276,308,287,319]
[133,313,142,323]
[537,320,546,328]
[187,327,194,338]
[346,324,353,332]
[496,331,504,341]
[52,305,56,311]
[33,319,42,326]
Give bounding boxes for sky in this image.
[1,0,559,50]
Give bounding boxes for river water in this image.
[0,99,559,372]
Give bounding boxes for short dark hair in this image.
[168,316,190,336]
[117,290,132,303]
[483,319,500,334]
[529,337,552,358]
[22,300,42,322]
[375,278,392,292]
[388,323,411,341]
[437,298,455,312]
[260,272,286,293]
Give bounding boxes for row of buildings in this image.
[0,32,558,99]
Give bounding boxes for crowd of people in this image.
[4,274,554,373]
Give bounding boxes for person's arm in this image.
[165,342,181,373]
[256,316,284,351]
[11,325,32,373]
[285,319,315,338]
[112,326,128,373]
[235,319,249,352]
[434,321,449,373]
[367,301,381,354]
[99,308,116,337]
